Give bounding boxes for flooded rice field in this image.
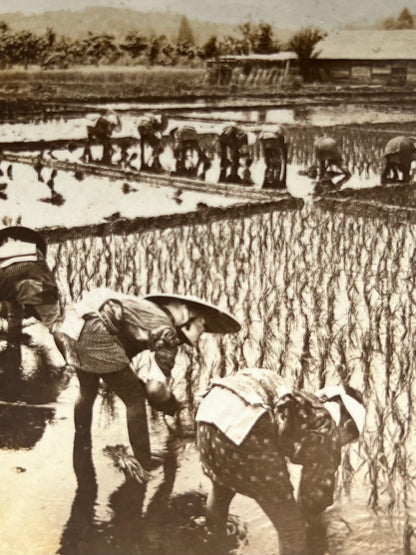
[0,159,250,229]
[2,101,416,229]
[1,101,416,555]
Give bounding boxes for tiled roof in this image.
[317,30,416,60]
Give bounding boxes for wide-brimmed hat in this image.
[316,385,366,435]
[144,293,241,334]
[104,111,122,132]
[0,226,47,256]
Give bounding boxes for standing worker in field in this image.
[83,111,121,164]
[137,113,168,172]
[260,125,289,189]
[196,367,366,555]
[313,135,350,182]
[380,135,416,184]
[60,289,240,482]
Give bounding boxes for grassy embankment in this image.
[0,66,210,117]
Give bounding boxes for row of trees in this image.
[0,18,324,70]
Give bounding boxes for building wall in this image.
[316,59,414,85]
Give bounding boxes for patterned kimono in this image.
[196,368,341,515]
[0,242,60,329]
[61,288,181,378]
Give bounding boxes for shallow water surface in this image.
[1,101,416,555]
[0,375,412,555]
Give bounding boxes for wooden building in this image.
[314,30,416,86]
[207,52,299,87]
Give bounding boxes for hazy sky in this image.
[0,0,411,29]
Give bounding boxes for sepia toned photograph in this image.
[0,0,415,554]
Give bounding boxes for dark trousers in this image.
[75,366,151,469]
[381,156,410,184]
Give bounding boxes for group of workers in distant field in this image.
[83,110,290,189]
[83,110,416,191]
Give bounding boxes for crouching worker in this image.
[196,367,366,555]
[137,112,168,172]
[260,125,289,189]
[83,110,121,164]
[60,289,240,483]
[0,226,64,368]
[381,135,416,185]
[313,135,351,184]
[218,123,250,184]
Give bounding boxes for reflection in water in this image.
[4,106,416,202]
[0,403,55,449]
[167,105,416,128]
[60,431,243,555]
[0,345,68,405]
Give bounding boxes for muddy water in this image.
[2,102,416,142]
[0,374,411,555]
[2,103,416,555]
[3,102,414,204]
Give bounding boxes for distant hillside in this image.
[0,7,295,45]
[345,10,416,30]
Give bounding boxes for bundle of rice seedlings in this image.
[103,444,151,484]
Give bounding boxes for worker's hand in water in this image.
[103,444,152,484]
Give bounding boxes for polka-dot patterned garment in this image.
[197,368,342,514]
[198,414,294,504]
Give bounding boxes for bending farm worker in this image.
[196,367,365,555]
[170,125,205,178]
[218,123,249,184]
[60,288,240,481]
[83,110,121,164]
[313,135,351,182]
[137,112,168,172]
[260,125,289,189]
[381,135,416,184]
[0,226,64,369]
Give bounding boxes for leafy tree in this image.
[0,21,9,34]
[5,30,44,68]
[161,41,177,65]
[120,32,148,60]
[237,22,254,53]
[82,33,120,65]
[201,35,219,59]
[44,27,56,48]
[383,7,414,29]
[253,23,275,54]
[288,27,325,81]
[177,15,194,45]
[148,36,161,65]
[397,7,414,27]
[236,21,279,54]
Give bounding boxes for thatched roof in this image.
[218,52,297,62]
[317,30,416,60]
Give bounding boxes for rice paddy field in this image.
[1,100,416,555]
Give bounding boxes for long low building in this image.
[313,30,416,85]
